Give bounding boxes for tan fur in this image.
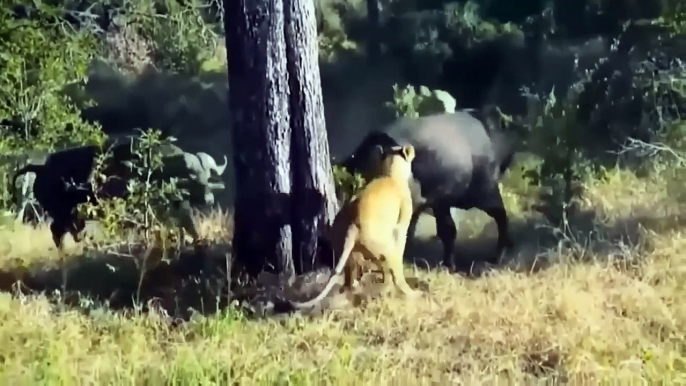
[291,144,421,309]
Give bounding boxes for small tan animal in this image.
[291,144,421,309]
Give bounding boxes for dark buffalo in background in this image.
[11,138,228,252]
[12,145,106,250]
[341,108,515,269]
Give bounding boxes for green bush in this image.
[0,2,192,239]
[662,0,686,34]
[385,84,457,118]
[521,87,590,227]
[0,3,106,211]
[131,0,223,75]
[315,0,365,61]
[80,129,187,246]
[332,164,367,205]
[383,1,522,90]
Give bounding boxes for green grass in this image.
[0,166,685,384]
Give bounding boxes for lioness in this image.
[291,144,421,309]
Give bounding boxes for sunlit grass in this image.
[0,165,685,383]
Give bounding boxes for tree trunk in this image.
[224,0,295,278]
[284,0,339,273]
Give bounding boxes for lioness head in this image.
[339,131,398,180]
[373,144,415,181]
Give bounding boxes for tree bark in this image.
[284,0,339,273]
[224,0,294,278]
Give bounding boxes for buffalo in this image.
[10,137,228,252]
[1,152,48,223]
[340,108,515,268]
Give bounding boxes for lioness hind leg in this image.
[357,253,385,284]
[343,254,360,292]
[363,236,419,299]
[386,250,421,299]
[369,266,385,284]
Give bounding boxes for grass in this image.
[1,164,686,384]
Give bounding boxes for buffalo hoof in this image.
[439,260,456,272]
[496,237,514,254]
[193,238,210,250]
[175,254,205,277]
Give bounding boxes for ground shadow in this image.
[0,242,236,321]
[404,213,555,276]
[404,207,686,277]
[0,238,427,320]
[0,206,681,321]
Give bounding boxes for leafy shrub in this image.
[383,1,523,89]
[79,129,187,245]
[385,84,457,118]
[520,85,594,227]
[104,15,154,76]
[332,164,367,205]
[315,0,365,61]
[442,1,523,47]
[661,0,686,34]
[0,3,106,211]
[126,0,223,75]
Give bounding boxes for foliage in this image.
[103,14,155,75]
[383,1,523,85]
[385,0,521,45]
[79,129,187,245]
[441,1,523,47]
[629,51,686,137]
[332,164,367,205]
[662,120,686,152]
[126,0,223,75]
[661,0,686,35]
[520,85,597,227]
[91,0,224,76]
[0,2,106,211]
[510,9,686,228]
[385,84,457,118]
[318,33,360,63]
[620,120,686,204]
[315,0,365,61]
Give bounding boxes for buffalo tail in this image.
[11,164,44,204]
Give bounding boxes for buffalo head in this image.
[196,152,228,178]
[339,131,400,180]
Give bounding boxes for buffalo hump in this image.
[383,111,504,200]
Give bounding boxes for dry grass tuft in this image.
[1,166,686,383]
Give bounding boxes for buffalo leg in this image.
[175,200,211,276]
[480,187,513,263]
[50,220,70,299]
[169,200,199,245]
[50,221,68,250]
[176,200,200,243]
[68,216,86,243]
[433,203,457,270]
[405,178,427,243]
[405,202,430,262]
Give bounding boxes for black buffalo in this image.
[11,139,228,252]
[340,109,515,268]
